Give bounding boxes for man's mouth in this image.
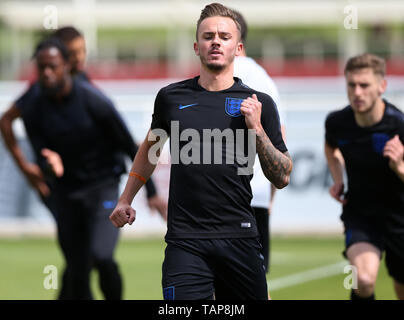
[209,50,222,56]
[354,99,364,105]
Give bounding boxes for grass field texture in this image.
[0,235,398,300]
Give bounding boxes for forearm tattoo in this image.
[256,131,293,188]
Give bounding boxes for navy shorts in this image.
[253,207,270,274]
[162,238,268,300]
[343,217,385,258]
[343,216,404,284]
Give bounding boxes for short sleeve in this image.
[151,88,169,133]
[15,82,41,116]
[259,93,287,153]
[325,112,338,148]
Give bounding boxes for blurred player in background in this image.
[7,26,90,118]
[52,26,90,82]
[0,37,167,299]
[325,53,404,300]
[232,10,286,286]
[110,2,292,300]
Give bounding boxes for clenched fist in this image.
[109,202,136,228]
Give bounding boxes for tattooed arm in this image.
[256,131,292,188]
[241,94,292,189]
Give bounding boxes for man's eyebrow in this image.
[202,31,232,36]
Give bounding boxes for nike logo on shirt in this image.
[179,103,198,109]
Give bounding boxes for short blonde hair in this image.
[344,53,386,77]
[196,3,241,40]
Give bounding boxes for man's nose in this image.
[212,34,221,45]
[43,66,53,77]
[354,85,362,96]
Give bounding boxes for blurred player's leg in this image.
[57,267,71,300]
[346,242,381,299]
[42,193,72,299]
[90,180,122,300]
[253,207,269,273]
[253,207,271,299]
[56,193,94,300]
[384,247,404,300]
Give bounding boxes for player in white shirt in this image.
[233,10,287,280]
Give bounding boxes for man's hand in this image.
[147,195,168,221]
[22,163,50,198]
[329,182,347,205]
[41,148,64,177]
[383,135,404,174]
[109,202,136,228]
[240,94,263,132]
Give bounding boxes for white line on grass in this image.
[268,261,348,291]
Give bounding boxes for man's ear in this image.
[379,78,387,95]
[235,41,243,57]
[194,42,200,56]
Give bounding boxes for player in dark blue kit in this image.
[12,26,90,119]
[110,3,292,300]
[325,53,404,300]
[52,26,90,83]
[0,38,167,299]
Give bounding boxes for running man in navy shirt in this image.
[110,3,292,300]
[325,53,404,300]
[53,26,89,82]
[0,38,167,299]
[14,26,90,121]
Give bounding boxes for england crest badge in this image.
[225,97,243,117]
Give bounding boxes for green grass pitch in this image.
[0,235,397,300]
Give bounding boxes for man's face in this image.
[66,36,86,73]
[346,68,386,114]
[194,16,242,71]
[36,47,69,95]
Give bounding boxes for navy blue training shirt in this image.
[15,78,157,196]
[151,76,287,239]
[325,100,404,234]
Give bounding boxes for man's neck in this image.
[354,98,386,127]
[54,77,73,101]
[198,64,235,92]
